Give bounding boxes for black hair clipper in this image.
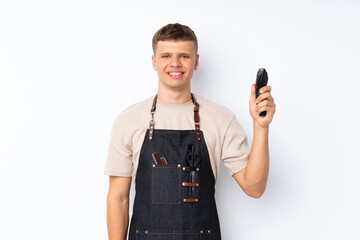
[255,68,268,117]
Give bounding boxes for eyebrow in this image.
[160,52,191,55]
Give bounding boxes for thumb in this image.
[250,83,257,103]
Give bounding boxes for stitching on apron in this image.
[151,163,181,204]
[179,162,182,203]
[151,131,197,134]
[139,232,200,235]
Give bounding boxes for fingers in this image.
[256,92,274,103]
[253,85,276,120]
[255,85,272,102]
[259,85,272,94]
[256,99,274,109]
[256,100,276,115]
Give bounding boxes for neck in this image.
[157,85,192,105]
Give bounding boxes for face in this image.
[152,40,199,91]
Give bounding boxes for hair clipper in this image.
[255,68,268,117]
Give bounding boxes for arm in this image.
[233,123,269,198]
[107,176,132,240]
[233,84,275,198]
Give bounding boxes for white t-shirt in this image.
[104,93,250,185]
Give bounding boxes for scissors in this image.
[187,144,201,195]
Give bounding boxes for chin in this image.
[162,81,188,90]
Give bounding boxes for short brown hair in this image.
[152,23,198,54]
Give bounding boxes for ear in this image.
[152,55,157,71]
[194,54,200,70]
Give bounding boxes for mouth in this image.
[167,71,185,79]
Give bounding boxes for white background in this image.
[1,0,359,239]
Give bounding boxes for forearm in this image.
[244,120,270,197]
[107,196,130,240]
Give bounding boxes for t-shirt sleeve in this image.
[103,114,133,177]
[221,115,250,176]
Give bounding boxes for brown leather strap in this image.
[148,95,157,140]
[149,93,201,141]
[183,198,198,203]
[192,93,201,141]
[182,182,199,187]
[151,94,157,112]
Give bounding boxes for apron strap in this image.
[148,93,201,141]
[192,94,201,141]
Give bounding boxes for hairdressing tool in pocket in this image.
[152,152,168,164]
[255,68,269,117]
[187,144,201,194]
[159,157,167,164]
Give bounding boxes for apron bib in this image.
[128,93,222,240]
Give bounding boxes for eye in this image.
[162,55,170,59]
[181,55,189,59]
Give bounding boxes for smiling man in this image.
[152,40,199,94]
[104,23,276,240]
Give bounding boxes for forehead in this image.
[155,40,195,54]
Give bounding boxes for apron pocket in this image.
[152,163,181,204]
[136,228,211,240]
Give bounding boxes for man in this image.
[104,23,276,240]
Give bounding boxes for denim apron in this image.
[128,93,221,239]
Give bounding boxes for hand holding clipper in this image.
[255,68,269,117]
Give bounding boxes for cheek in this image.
[185,60,196,70]
[157,61,168,70]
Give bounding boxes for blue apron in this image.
[128,93,222,239]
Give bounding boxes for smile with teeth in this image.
[168,72,184,75]
[168,71,184,79]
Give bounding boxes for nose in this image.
[170,57,182,68]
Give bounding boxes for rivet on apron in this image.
[177,164,181,167]
[200,230,203,233]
